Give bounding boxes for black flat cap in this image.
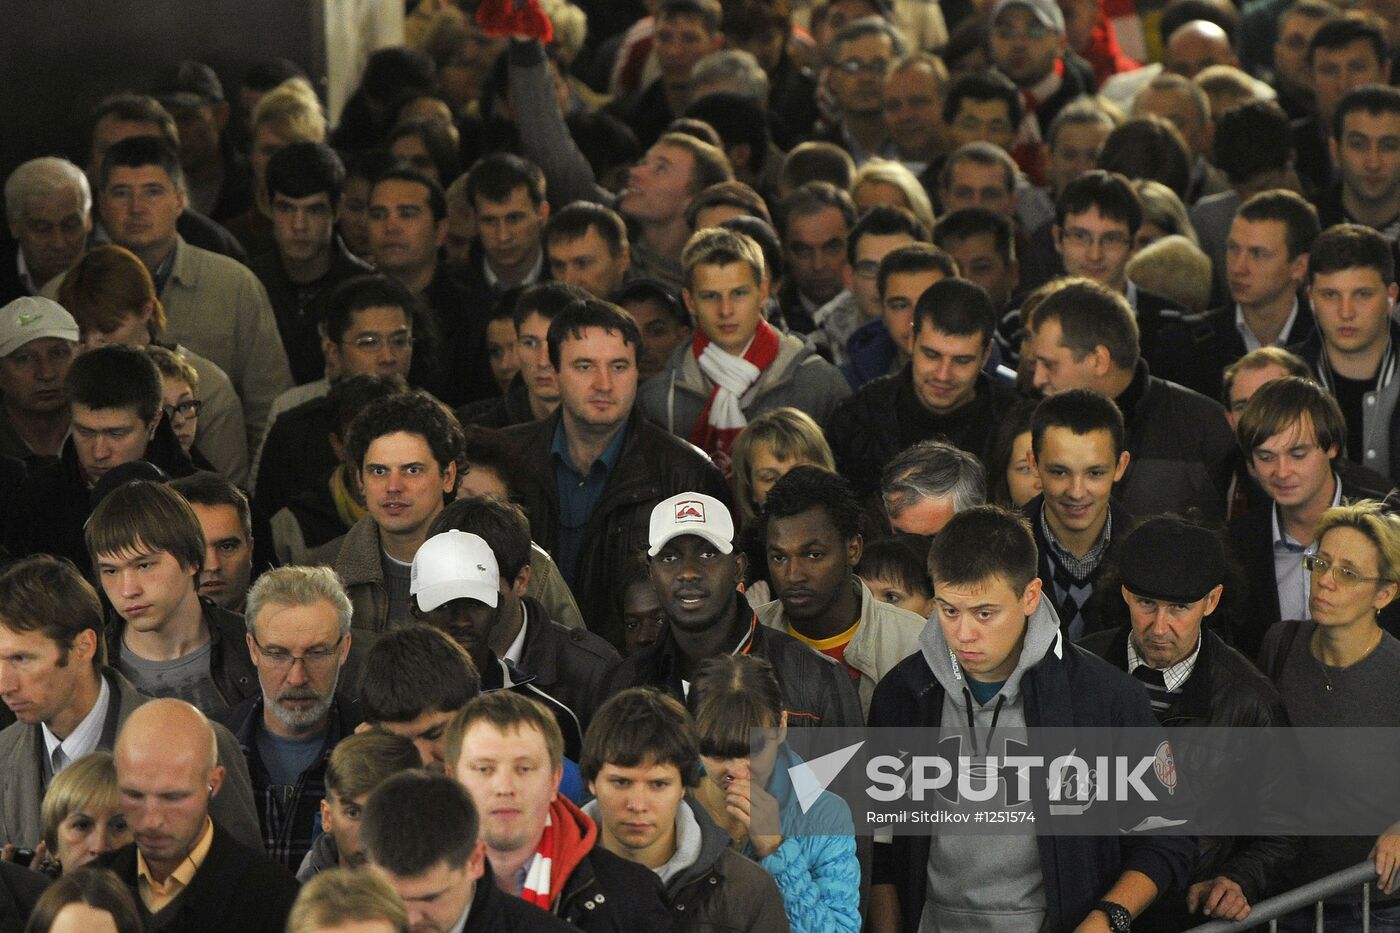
[1119,516,1225,604]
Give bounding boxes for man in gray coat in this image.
[0,555,261,852]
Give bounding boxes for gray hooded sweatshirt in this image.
[918,598,1065,933]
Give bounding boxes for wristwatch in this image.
[1093,900,1132,932]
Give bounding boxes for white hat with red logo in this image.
[647,493,734,556]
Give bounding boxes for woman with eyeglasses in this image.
[56,244,249,484]
[1257,501,1400,931]
[145,346,203,462]
[688,654,860,933]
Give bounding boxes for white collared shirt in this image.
[503,601,530,666]
[1127,632,1202,692]
[41,675,111,776]
[1235,297,1300,354]
[483,249,544,290]
[1271,472,1343,621]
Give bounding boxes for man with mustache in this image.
[221,566,362,868]
[602,491,862,728]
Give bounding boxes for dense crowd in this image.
[2,0,1400,929]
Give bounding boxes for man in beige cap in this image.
[0,295,79,461]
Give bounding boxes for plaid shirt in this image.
[222,695,361,867]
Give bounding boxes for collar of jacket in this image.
[644,595,755,688]
[517,596,559,682]
[334,515,385,587]
[1314,320,1400,395]
[757,578,907,683]
[1113,357,1152,426]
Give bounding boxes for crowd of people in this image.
[3,0,1400,929]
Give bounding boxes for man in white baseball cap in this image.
[0,296,80,460]
[410,529,585,759]
[601,491,863,728]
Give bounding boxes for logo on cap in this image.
[15,313,39,327]
[675,500,706,523]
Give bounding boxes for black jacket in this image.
[502,408,729,651]
[248,237,373,384]
[99,823,300,933]
[557,843,676,932]
[868,637,1196,933]
[518,595,619,733]
[433,258,509,408]
[458,373,537,429]
[14,432,193,575]
[1290,115,1332,196]
[0,236,29,306]
[467,862,579,932]
[1226,460,1398,658]
[826,369,1022,498]
[1078,627,1301,928]
[1112,359,1238,524]
[253,394,339,521]
[1148,297,1318,402]
[0,861,47,933]
[105,598,258,713]
[602,597,865,729]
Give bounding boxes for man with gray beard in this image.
[221,565,364,867]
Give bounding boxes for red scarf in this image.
[687,320,780,479]
[519,796,597,910]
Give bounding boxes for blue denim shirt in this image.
[551,418,628,588]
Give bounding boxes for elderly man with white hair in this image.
[2,157,92,303]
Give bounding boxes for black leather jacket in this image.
[503,408,729,651]
[1079,627,1301,926]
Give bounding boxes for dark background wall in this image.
[0,0,325,178]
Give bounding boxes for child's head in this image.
[320,731,421,869]
[856,534,935,618]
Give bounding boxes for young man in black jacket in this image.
[602,492,863,729]
[361,769,578,933]
[867,505,1194,933]
[1080,516,1300,930]
[581,687,788,932]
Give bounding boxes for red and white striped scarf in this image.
[687,320,780,479]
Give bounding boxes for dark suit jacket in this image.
[1148,296,1317,401]
[99,823,299,933]
[1226,460,1397,659]
[0,862,48,933]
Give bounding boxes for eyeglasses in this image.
[993,23,1052,41]
[252,633,344,671]
[1302,554,1391,587]
[1060,228,1132,250]
[347,333,413,351]
[163,399,203,421]
[853,259,880,279]
[835,57,891,76]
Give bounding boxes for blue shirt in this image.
[551,418,628,587]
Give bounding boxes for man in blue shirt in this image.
[502,297,728,651]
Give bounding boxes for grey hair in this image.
[690,49,770,104]
[5,157,92,228]
[881,440,987,518]
[830,15,908,63]
[245,565,353,637]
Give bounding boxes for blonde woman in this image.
[851,158,936,233]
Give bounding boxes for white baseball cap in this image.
[0,297,79,358]
[647,493,734,557]
[411,530,500,611]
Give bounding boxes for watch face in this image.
[1097,901,1131,931]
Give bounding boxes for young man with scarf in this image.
[446,689,674,932]
[502,297,729,653]
[637,228,851,479]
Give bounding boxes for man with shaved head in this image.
[0,555,260,853]
[101,698,300,932]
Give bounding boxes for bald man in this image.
[99,699,300,932]
[1165,20,1239,78]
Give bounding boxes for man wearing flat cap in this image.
[1080,516,1299,931]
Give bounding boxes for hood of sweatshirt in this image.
[919,593,1064,715]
